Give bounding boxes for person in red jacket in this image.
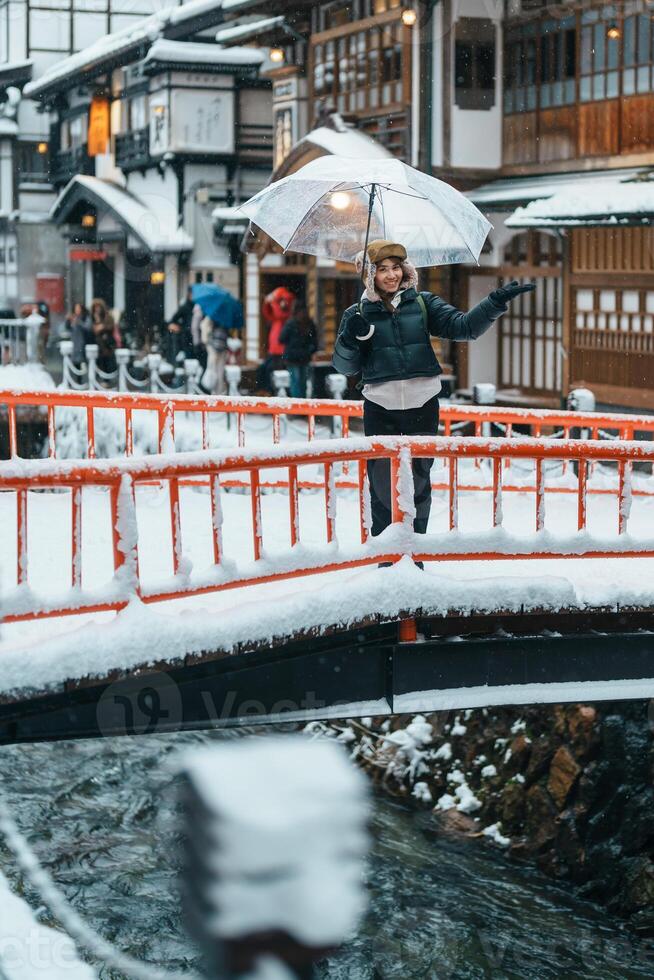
[258,286,295,393]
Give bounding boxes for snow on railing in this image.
[2,434,654,626]
[0,312,45,365]
[3,386,654,457]
[58,341,205,395]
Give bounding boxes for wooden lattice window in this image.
[579,6,620,102]
[622,11,654,96]
[504,21,538,113]
[311,17,407,115]
[539,15,576,107]
[499,276,563,393]
[573,286,654,354]
[503,230,561,267]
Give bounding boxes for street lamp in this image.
[402,8,417,26]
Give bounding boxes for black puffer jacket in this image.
[332,287,505,383]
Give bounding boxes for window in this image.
[579,6,620,102]
[312,19,406,115]
[539,16,576,107]
[60,112,88,151]
[129,94,148,131]
[17,141,50,183]
[504,21,537,113]
[622,12,654,96]
[455,18,496,110]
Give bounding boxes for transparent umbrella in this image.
[237,156,492,268]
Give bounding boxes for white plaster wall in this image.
[126,167,178,227]
[0,139,13,212]
[450,0,503,170]
[431,3,444,169]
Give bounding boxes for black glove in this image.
[342,311,373,342]
[488,280,536,308]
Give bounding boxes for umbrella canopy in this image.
[238,156,492,268]
[191,283,243,330]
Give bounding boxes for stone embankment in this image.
[308,700,654,932]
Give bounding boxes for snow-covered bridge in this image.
[2,388,654,743]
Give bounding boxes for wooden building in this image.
[464,1,654,409]
[215,0,452,378]
[215,0,654,409]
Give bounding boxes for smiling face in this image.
[374,257,404,295]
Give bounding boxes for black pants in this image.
[363,395,440,536]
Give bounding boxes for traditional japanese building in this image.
[214,0,457,378]
[463,0,654,410]
[216,0,654,410]
[7,0,273,339]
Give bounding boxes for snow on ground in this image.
[0,364,56,391]
[2,453,654,697]
[0,871,95,979]
[51,404,332,458]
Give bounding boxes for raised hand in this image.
[343,311,374,342]
[489,280,536,307]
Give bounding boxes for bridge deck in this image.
[2,470,654,713]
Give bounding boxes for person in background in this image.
[258,285,295,393]
[67,301,93,369]
[110,309,123,350]
[190,301,208,370]
[36,301,49,362]
[90,297,117,373]
[280,299,318,398]
[167,287,194,364]
[200,313,229,395]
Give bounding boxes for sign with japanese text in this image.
[87,97,110,157]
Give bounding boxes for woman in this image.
[280,299,319,397]
[333,239,534,559]
[257,286,295,393]
[90,297,117,374]
[67,302,92,369]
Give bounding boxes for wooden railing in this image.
[2,433,654,625]
[4,387,654,460]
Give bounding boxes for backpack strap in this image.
[416,293,428,333]
[358,294,428,331]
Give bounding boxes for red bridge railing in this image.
[3,387,654,458]
[3,387,654,500]
[2,434,654,625]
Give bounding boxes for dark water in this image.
[1,731,653,979]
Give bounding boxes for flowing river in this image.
[1,730,653,979]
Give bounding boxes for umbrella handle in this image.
[362,183,377,270]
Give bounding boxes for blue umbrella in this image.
[191,283,244,330]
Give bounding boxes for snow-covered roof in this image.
[24,0,225,100]
[304,125,392,160]
[212,205,249,232]
[215,15,285,44]
[469,166,652,209]
[222,0,270,10]
[144,38,264,69]
[0,118,18,136]
[506,173,654,228]
[0,58,33,85]
[51,175,193,253]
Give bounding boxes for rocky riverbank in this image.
[308,700,654,933]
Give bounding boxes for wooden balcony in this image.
[115,127,151,172]
[50,146,93,186]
